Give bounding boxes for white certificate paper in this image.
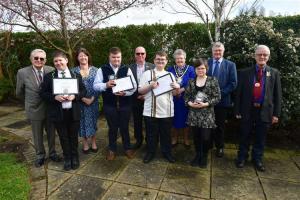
[152,73,174,96]
[53,78,79,94]
[112,76,134,93]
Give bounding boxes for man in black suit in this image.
[234,45,282,172]
[129,46,154,149]
[40,51,86,171]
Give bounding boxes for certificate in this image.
[151,73,174,96]
[52,78,79,95]
[112,76,134,93]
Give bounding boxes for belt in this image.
[253,103,261,108]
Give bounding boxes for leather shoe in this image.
[82,148,90,154]
[190,154,201,167]
[106,150,116,161]
[253,161,266,172]
[63,159,72,171]
[34,158,45,168]
[125,150,135,159]
[132,142,142,150]
[90,148,98,153]
[49,154,62,162]
[216,148,224,158]
[143,153,155,163]
[235,160,245,168]
[71,157,80,170]
[163,153,176,163]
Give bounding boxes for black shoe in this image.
[49,154,62,162]
[63,159,72,171]
[235,159,246,168]
[190,154,201,167]
[132,141,142,150]
[171,142,178,148]
[253,161,265,172]
[163,153,176,163]
[199,155,208,168]
[143,153,155,163]
[216,148,224,158]
[90,148,98,153]
[71,157,80,170]
[82,148,90,154]
[34,158,45,168]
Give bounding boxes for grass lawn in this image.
[0,152,31,200]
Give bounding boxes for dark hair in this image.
[52,51,68,59]
[109,47,121,54]
[193,57,209,70]
[75,47,92,66]
[155,50,168,59]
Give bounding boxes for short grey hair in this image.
[173,49,186,59]
[212,42,225,51]
[255,45,270,55]
[30,49,46,58]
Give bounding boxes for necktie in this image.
[258,68,263,81]
[213,61,219,77]
[61,71,66,78]
[37,70,43,83]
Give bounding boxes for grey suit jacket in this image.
[129,62,155,86]
[16,65,54,120]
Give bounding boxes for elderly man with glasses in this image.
[16,49,62,167]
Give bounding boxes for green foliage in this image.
[222,15,300,122]
[0,153,31,200]
[267,15,300,36]
[0,78,14,102]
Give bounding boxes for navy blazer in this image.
[234,66,282,123]
[208,58,237,107]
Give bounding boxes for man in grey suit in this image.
[234,45,282,172]
[16,49,62,167]
[129,46,154,149]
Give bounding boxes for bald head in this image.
[135,46,147,65]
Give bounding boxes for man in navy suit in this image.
[234,45,282,172]
[207,42,237,157]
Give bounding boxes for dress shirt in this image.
[136,63,145,84]
[57,67,72,109]
[212,58,223,75]
[32,66,44,85]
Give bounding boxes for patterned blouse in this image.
[184,76,221,128]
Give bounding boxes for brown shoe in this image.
[106,150,116,161]
[125,150,135,159]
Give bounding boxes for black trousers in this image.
[103,105,132,152]
[213,106,228,149]
[144,117,172,154]
[191,127,211,157]
[54,109,79,160]
[132,98,144,144]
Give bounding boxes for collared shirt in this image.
[212,58,223,75]
[136,63,145,84]
[57,68,72,78]
[32,66,44,85]
[253,64,266,104]
[93,64,137,96]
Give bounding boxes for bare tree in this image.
[164,0,262,44]
[0,0,156,63]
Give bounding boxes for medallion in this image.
[255,82,260,87]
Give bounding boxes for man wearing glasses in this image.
[16,49,62,167]
[234,45,282,172]
[129,46,154,149]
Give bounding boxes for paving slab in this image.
[101,182,157,200]
[156,192,205,200]
[257,158,300,182]
[292,156,300,168]
[117,159,168,189]
[48,174,111,200]
[47,169,73,195]
[261,178,300,200]
[172,144,203,167]
[160,165,210,199]
[0,106,23,113]
[211,172,265,200]
[77,154,129,180]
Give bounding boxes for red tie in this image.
[253,68,263,101]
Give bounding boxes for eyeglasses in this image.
[136,52,145,56]
[255,54,269,57]
[34,57,45,61]
[155,58,166,61]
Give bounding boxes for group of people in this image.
[16,42,282,172]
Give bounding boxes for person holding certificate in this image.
[167,49,195,148]
[40,51,86,171]
[93,47,137,161]
[138,51,180,164]
[184,58,221,168]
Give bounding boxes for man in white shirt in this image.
[93,47,137,160]
[138,51,180,163]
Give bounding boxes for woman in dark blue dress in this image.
[167,49,196,148]
[72,48,100,153]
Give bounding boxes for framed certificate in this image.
[112,75,135,93]
[52,78,79,95]
[151,73,174,96]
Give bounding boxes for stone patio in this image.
[0,105,299,200]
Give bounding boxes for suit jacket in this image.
[208,58,237,107]
[234,65,282,123]
[39,69,86,122]
[16,65,54,120]
[129,62,155,98]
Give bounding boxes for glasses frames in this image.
[34,57,46,61]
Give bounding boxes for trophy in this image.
[194,91,207,103]
[108,74,116,86]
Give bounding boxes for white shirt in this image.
[136,63,145,84]
[93,64,137,96]
[57,67,72,109]
[139,68,175,118]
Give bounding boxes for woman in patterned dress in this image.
[72,48,100,153]
[184,58,221,167]
[167,49,195,148]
